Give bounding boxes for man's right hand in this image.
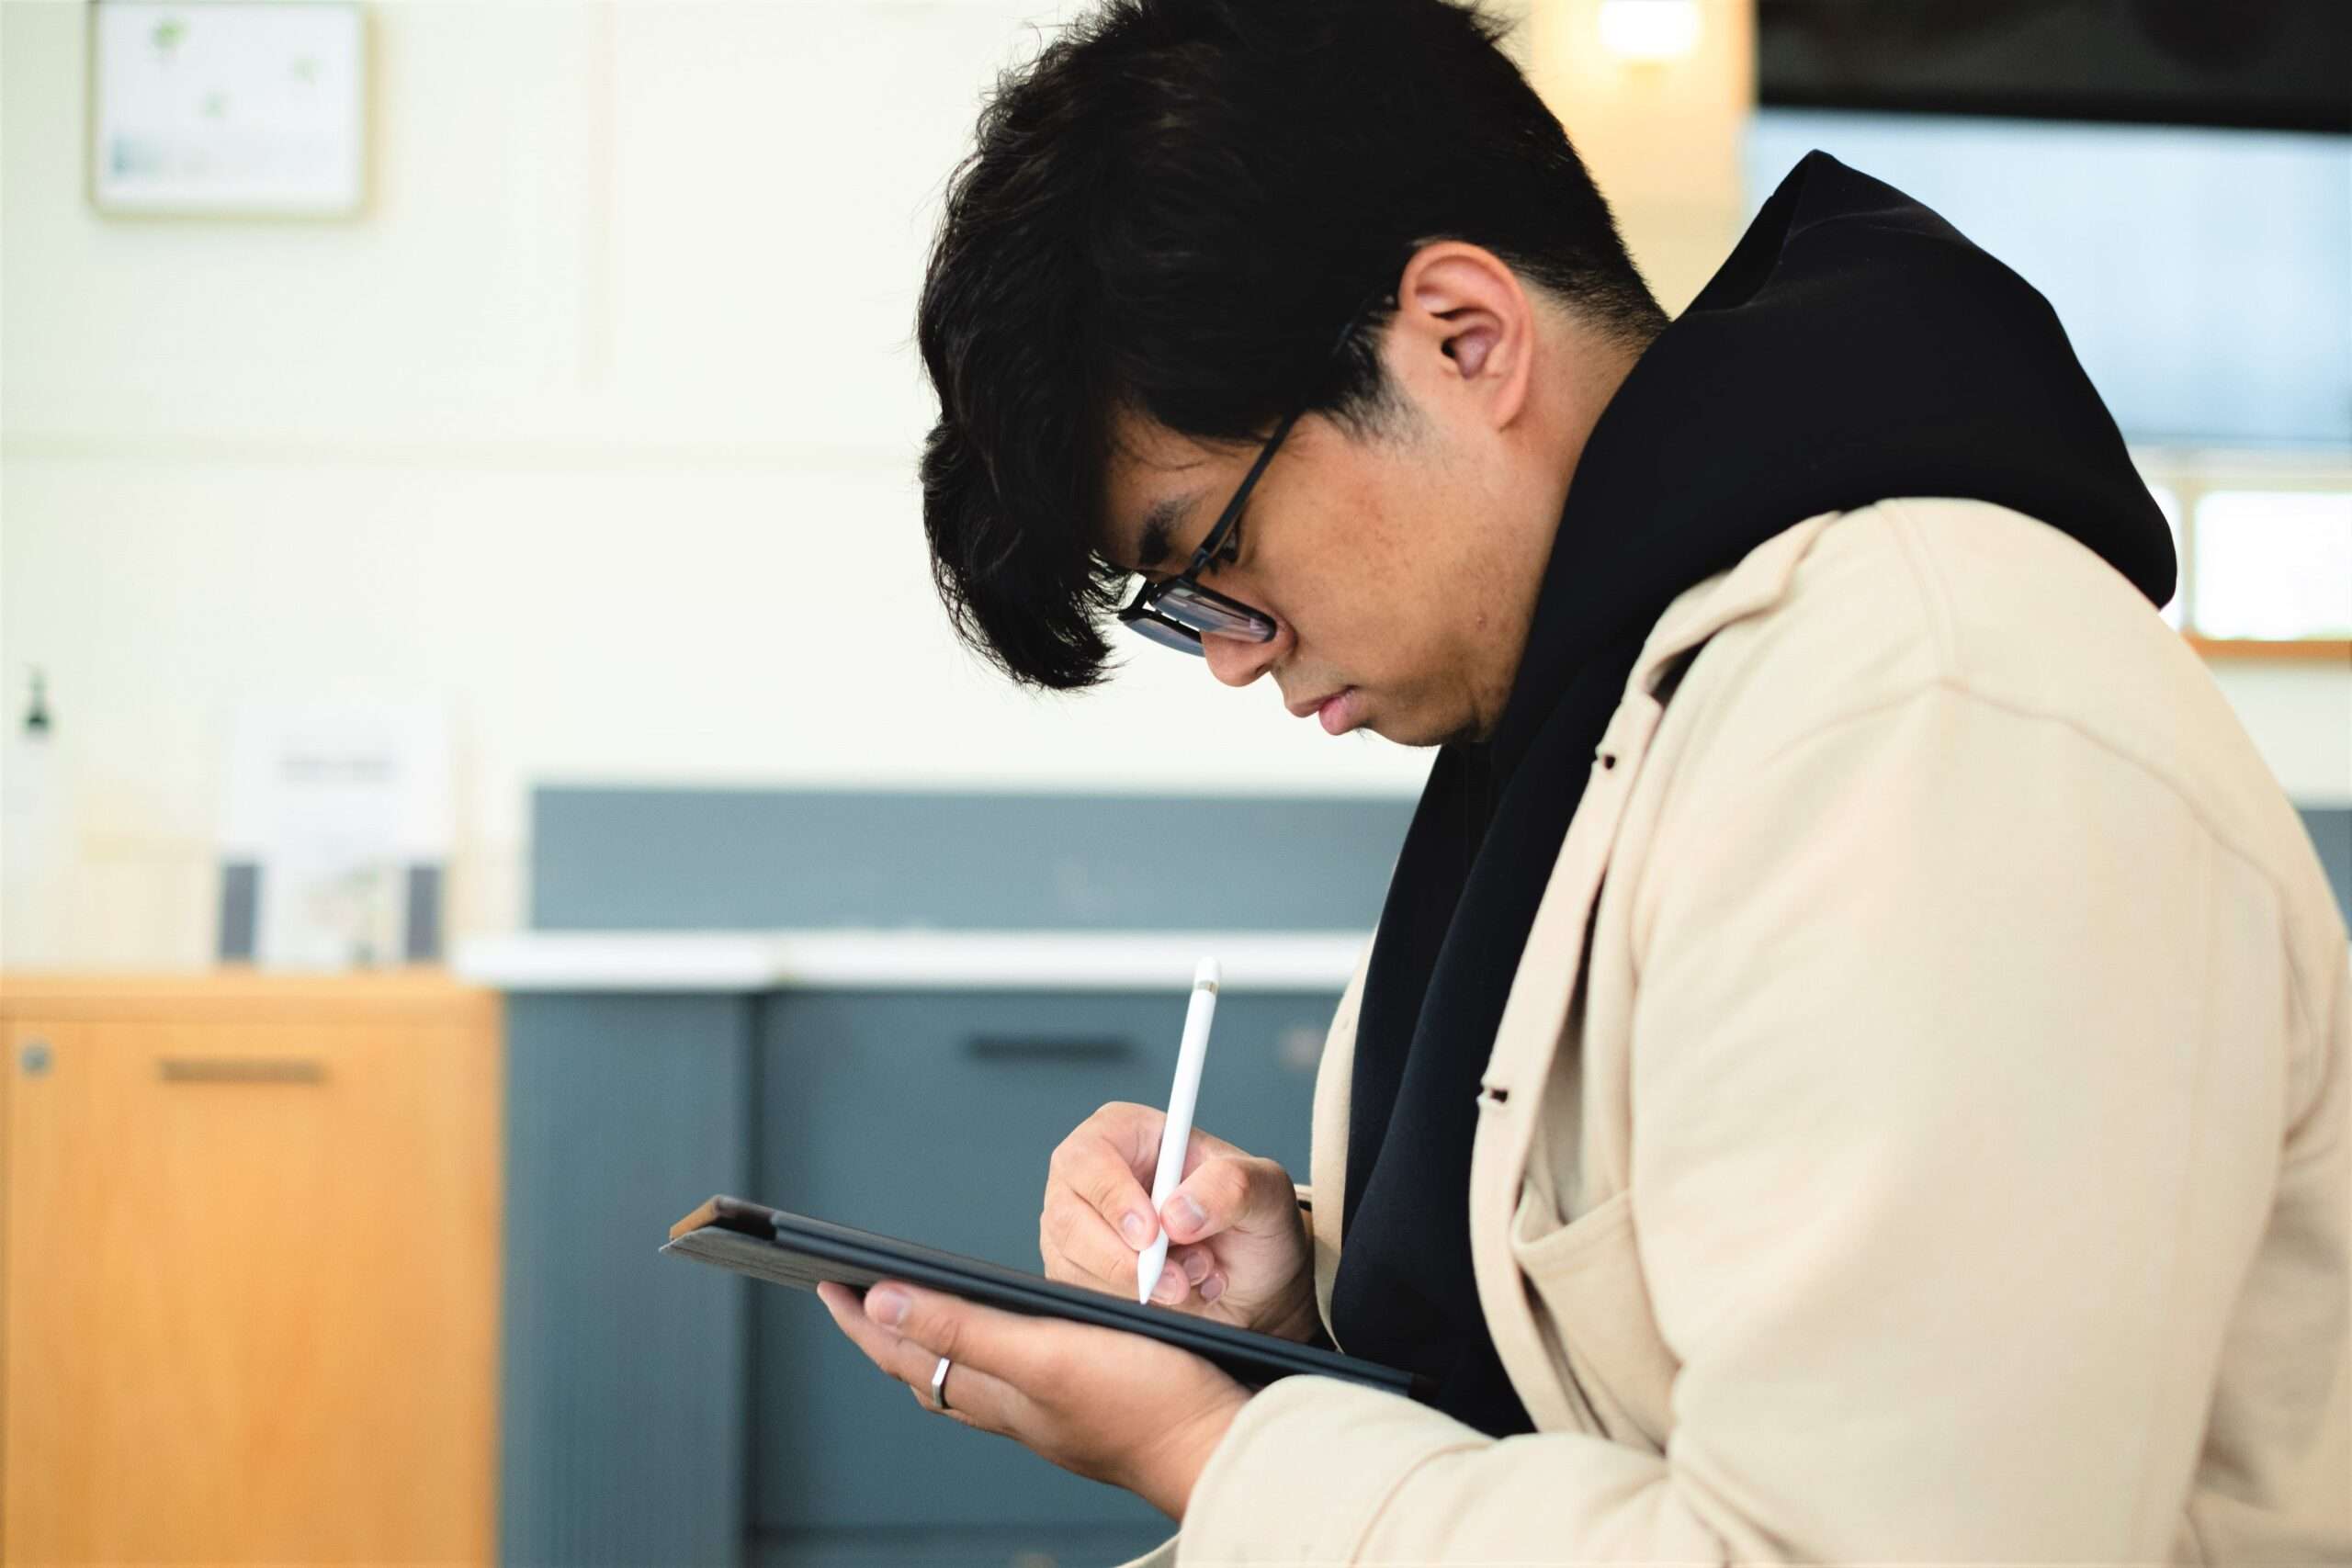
[1041,1100,1321,1344]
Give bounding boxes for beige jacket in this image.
[1125,497,2351,1564]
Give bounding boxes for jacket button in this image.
[1598,752,1616,770]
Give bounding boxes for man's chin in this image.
[1323,686,1479,748]
[1421,707,1495,749]
[1373,708,1479,750]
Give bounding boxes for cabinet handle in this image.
[964,1036,1133,1063]
[157,1057,327,1085]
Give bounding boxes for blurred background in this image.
[0,1,2346,1564]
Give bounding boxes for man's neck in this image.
[1460,319,1651,746]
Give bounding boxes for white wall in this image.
[3,1,1449,968]
[3,1,2343,970]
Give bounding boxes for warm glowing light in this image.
[1598,0,1702,62]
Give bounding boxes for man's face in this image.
[1095,245,1618,747]
[1099,395,1539,749]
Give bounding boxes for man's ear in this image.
[1388,242,1536,431]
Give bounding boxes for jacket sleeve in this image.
[1171,681,2297,1562]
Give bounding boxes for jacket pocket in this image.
[1509,1187,1681,1455]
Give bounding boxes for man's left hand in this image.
[817,1277,1252,1520]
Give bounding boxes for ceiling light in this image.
[1599,0,1702,62]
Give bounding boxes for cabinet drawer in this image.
[752,987,1338,1533]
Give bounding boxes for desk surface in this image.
[451,929,1371,992]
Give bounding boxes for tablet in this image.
[664,1194,1437,1404]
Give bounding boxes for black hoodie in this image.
[1326,151,2177,1438]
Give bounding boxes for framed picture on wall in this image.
[86,0,368,218]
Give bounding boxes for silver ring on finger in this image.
[929,1353,954,1413]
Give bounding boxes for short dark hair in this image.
[916,0,1663,690]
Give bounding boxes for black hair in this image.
[916,0,1664,690]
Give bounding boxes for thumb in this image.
[1159,1155,1287,1244]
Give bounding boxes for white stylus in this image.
[1137,957,1220,1304]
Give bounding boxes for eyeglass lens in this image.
[1127,614,1205,655]
[1155,581,1274,640]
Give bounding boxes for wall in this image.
[4,1,1445,969]
[3,0,2344,971]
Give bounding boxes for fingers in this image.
[1050,1102,1234,1249]
[1042,1185,1203,1302]
[817,1280,979,1425]
[1051,1107,1163,1248]
[1170,1244,1225,1305]
[1145,1245,1217,1305]
[1042,1103,1261,1306]
[1158,1152,1289,1247]
[816,1278,1033,1429]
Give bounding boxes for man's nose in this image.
[1201,624,1283,687]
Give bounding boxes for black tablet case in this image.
[664,1194,1437,1404]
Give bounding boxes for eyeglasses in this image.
[1115,291,1392,656]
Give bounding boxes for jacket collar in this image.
[1625,510,1842,698]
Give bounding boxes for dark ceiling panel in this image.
[1758,0,2351,134]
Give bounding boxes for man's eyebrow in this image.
[1134,490,1205,572]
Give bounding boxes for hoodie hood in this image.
[1329,152,2177,1438]
[1492,149,2177,773]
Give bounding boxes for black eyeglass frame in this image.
[1114,290,1396,655]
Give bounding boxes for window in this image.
[2135,456,2352,659]
[2193,490,2352,641]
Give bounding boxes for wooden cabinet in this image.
[0,972,502,1567]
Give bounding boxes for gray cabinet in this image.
[751,988,1334,1544]
[497,784,1408,1566]
[501,992,757,1568]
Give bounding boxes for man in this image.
[819,1,2352,1560]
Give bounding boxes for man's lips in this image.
[1284,690,1339,719]
[1286,686,1363,735]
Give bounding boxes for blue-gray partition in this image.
[527,787,1414,932]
